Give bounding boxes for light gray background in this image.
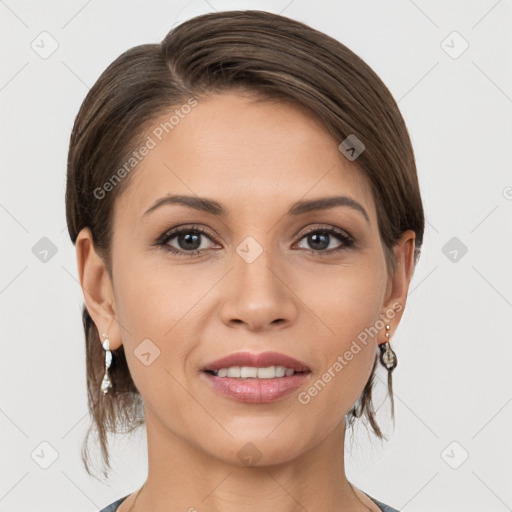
[1,1,511,511]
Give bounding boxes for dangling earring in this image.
[379,324,397,372]
[101,332,113,394]
[379,324,398,421]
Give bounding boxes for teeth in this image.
[257,366,275,379]
[212,365,297,378]
[241,367,258,378]
[275,366,286,377]
[227,366,241,378]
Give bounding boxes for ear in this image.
[75,227,123,350]
[379,230,416,344]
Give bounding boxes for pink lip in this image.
[200,351,312,404]
[201,351,311,372]
[201,372,311,403]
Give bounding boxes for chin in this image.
[203,435,307,469]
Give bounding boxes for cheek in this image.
[113,251,202,334]
[297,258,387,339]
[295,262,386,412]
[111,255,208,393]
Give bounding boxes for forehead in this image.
[115,91,375,222]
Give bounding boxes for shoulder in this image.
[97,495,129,512]
[365,492,402,512]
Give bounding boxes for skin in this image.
[76,91,416,512]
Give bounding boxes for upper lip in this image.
[201,351,311,372]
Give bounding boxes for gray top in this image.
[98,491,400,511]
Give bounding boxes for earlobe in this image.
[75,227,123,350]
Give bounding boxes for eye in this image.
[294,226,355,254]
[155,224,355,258]
[156,225,219,257]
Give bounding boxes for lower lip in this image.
[201,371,311,403]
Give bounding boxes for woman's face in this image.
[91,91,411,466]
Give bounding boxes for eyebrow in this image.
[142,194,370,223]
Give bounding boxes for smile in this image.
[206,365,301,378]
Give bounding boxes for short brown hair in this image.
[65,9,424,478]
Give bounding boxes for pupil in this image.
[176,232,331,252]
[310,232,328,250]
[179,232,200,250]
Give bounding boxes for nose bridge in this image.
[221,234,295,329]
[237,239,276,290]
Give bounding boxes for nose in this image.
[220,244,298,332]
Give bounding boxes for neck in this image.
[127,406,375,512]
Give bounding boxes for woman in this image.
[66,10,424,512]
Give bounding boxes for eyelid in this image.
[296,224,354,241]
[159,223,354,241]
[156,222,356,256]
[156,224,220,246]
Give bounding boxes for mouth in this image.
[200,351,312,403]
[201,350,311,374]
[203,366,309,378]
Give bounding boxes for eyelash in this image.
[155,224,355,258]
